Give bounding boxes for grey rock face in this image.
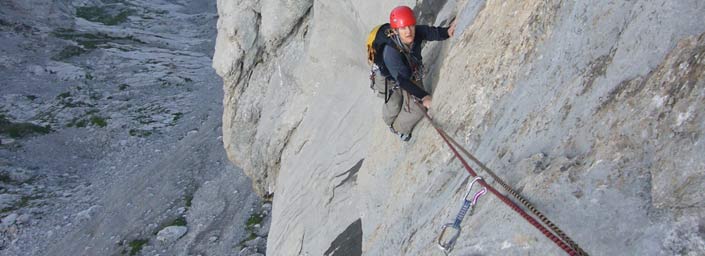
[237,247,256,256]
[156,226,188,244]
[5,169,34,184]
[260,0,313,49]
[0,195,21,212]
[74,205,100,222]
[214,0,313,197]
[1,214,18,227]
[215,0,705,255]
[16,214,30,225]
[243,236,266,253]
[1,0,269,255]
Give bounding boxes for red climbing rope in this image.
[434,124,588,255]
[420,107,579,256]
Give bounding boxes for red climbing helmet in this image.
[389,6,416,29]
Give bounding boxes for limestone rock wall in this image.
[214,0,705,255]
[214,0,313,197]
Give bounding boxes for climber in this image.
[370,5,456,141]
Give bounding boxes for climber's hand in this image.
[422,95,432,108]
[448,19,457,37]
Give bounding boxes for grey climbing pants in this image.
[373,74,426,135]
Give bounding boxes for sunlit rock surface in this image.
[215,0,705,255]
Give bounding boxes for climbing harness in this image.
[437,176,487,255]
[418,102,588,256]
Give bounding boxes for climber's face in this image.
[396,25,415,45]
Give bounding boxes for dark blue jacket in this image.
[383,25,450,99]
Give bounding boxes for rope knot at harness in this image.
[437,176,487,255]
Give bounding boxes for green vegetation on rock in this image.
[246,213,263,228]
[76,6,133,26]
[171,112,183,123]
[52,28,145,51]
[90,116,108,127]
[56,92,71,99]
[168,216,187,226]
[52,45,87,60]
[129,129,152,137]
[0,114,52,138]
[127,239,148,255]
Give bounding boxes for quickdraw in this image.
[417,102,586,256]
[437,176,487,255]
[433,125,589,256]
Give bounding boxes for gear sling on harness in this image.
[419,102,588,255]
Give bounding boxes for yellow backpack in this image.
[366,23,393,66]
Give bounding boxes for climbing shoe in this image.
[389,125,398,135]
[399,133,411,142]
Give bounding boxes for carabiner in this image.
[437,176,487,255]
[437,223,461,255]
[465,177,487,208]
